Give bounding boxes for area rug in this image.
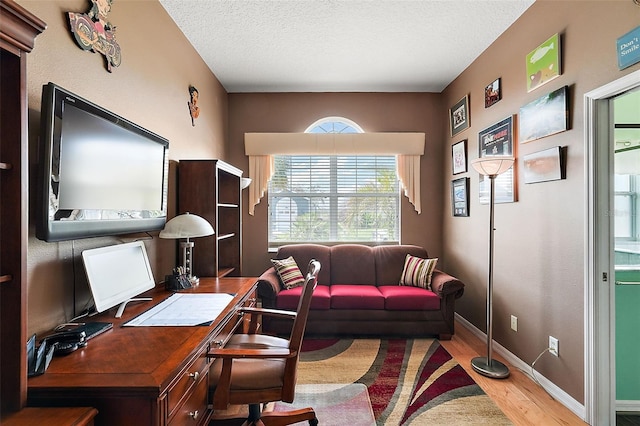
[297,338,513,425]
[273,383,376,426]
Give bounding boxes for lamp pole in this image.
[471,172,510,379]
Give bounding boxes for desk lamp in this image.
[159,212,214,285]
[470,156,514,379]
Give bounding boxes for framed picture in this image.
[526,33,561,92]
[450,95,469,137]
[519,85,569,143]
[485,78,501,108]
[523,146,565,184]
[478,116,514,158]
[451,177,469,217]
[478,115,517,204]
[452,140,467,174]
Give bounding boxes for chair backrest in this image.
[288,259,320,352]
[282,259,320,399]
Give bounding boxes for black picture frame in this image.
[450,95,470,137]
[452,177,470,217]
[478,115,515,158]
[485,77,501,108]
[478,115,517,204]
[452,139,467,175]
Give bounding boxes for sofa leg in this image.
[439,333,452,341]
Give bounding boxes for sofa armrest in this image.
[430,270,465,299]
[256,267,282,307]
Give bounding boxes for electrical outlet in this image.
[510,315,518,332]
[549,336,559,357]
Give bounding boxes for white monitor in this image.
[82,241,156,317]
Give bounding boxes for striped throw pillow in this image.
[399,254,438,290]
[271,256,305,290]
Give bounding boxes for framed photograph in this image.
[526,33,561,92]
[450,95,470,137]
[478,116,514,158]
[519,85,569,143]
[451,177,470,217]
[452,140,467,174]
[523,146,565,184]
[478,115,517,204]
[485,78,501,108]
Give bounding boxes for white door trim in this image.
[584,69,640,425]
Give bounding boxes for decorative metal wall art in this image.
[68,0,121,72]
[188,86,200,126]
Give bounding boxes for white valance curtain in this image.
[244,132,425,215]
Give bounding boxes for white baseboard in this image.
[455,313,587,421]
[617,400,640,413]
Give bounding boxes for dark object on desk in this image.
[41,330,87,356]
[57,321,113,340]
[165,272,193,291]
[27,334,54,377]
[27,330,87,376]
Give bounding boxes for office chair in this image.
[208,259,321,426]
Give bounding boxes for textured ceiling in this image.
[159,0,535,93]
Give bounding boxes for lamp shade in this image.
[471,157,515,177]
[159,212,214,239]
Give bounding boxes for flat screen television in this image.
[37,83,169,242]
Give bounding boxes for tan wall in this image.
[442,0,640,403]
[19,0,228,336]
[227,92,445,276]
[16,0,640,408]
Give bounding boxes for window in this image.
[268,118,399,248]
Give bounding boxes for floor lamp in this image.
[470,156,514,379]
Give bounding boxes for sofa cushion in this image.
[378,286,441,310]
[276,244,331,286]
[271,256,305,289]
[330,245,376,285]
[374,245,430,286]
[399,254,438,290]
[330,285,384,310]
[276,285,331,311]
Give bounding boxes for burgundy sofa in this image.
[256,244,465,340]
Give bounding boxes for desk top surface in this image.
[28,277,257,392]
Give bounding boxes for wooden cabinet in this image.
[178,160,243,278]
[28,278,258,426]
[0,0,45,417]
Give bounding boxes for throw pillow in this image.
[399,254,438,290]
[271,256,305,289]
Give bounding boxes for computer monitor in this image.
[82,241,156,317]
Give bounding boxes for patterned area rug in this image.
[296,338,513,425]
[273,383,376,426]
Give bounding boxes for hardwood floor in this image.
[440,320,588,426]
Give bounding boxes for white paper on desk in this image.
[123,293,235,326]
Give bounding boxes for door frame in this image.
[585,68,640,425]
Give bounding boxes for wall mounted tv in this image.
[36,82,169,242]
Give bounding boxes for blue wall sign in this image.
[617,26,640,70]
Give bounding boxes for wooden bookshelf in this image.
[178,159,243,278]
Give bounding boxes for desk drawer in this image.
[167,351,209,420]
[167,374,209,426]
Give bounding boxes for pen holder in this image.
[165,273,192,291]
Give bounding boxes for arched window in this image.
[268,118,399,247]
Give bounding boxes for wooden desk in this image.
[28,277,257,426]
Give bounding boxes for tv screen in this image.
[37,83,169,242]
